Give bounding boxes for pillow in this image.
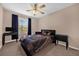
[47,32,51,35]
[42,31,46,35]
[20,34,27,41]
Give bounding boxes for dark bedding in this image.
[20,35,49,55]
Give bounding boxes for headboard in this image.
[41,29,56,35]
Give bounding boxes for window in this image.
[18,18,28,37]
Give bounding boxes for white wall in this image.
[2,9,39,42]
[39,4,79,49]
[0,5,3,48]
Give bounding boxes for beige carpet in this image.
[0,41,79,56]
[0,41,26,56]
[34,43,79,56]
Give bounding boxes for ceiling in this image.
[1,3,74,18]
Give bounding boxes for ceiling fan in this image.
[26,4,46,16]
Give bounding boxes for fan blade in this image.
[30,4,33,8]
[40,4,45,8]
[34,4,37,10]
[40,12,45,14]
[34,14,36,16]
[38,10,45,14]
[26,10,31,11]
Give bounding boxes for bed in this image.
[20,34,52,56]
[20,30,56,56]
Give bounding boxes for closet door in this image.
[12,14,18,39]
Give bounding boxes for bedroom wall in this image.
[38,4,79,50]
[2,8,39,42]
[0,5,3,48]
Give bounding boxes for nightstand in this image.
[55,34,68,49]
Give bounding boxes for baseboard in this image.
[0,41,2,49]
[58,42,79,51]
[69,45,79,50]
[5,40,16,43]
[0,40,17,49]
[0,45,2,49]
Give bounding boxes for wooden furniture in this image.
[2,27,18,46]
[55,34,68,49]
[41,29,56,44]
[2,32,18,46]
[35,32,42,35]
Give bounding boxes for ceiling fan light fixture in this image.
[26,4,46,16]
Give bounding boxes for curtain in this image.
[12,14,18,39]
[28,18,31,35]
